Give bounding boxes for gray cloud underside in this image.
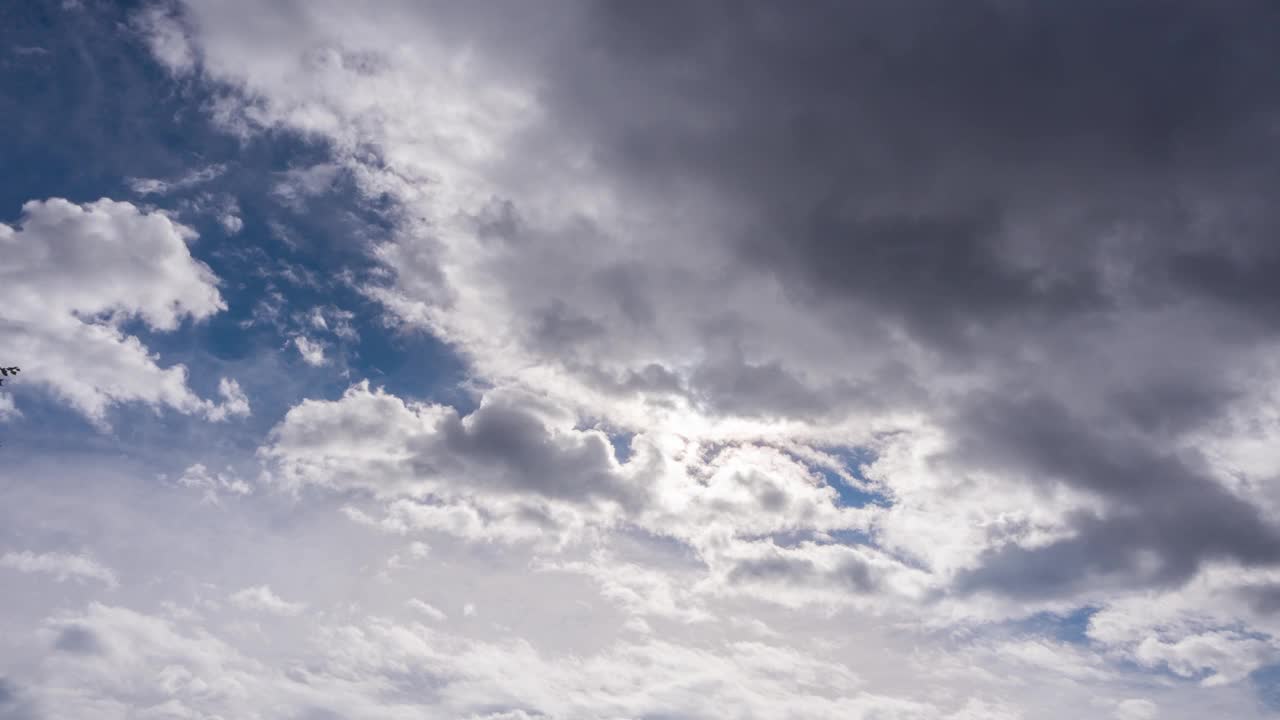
[335,0,1280,596]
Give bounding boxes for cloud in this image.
[218,212,243,234]
[406,599,446,622]
[292,335,327,367]
[1114,699,1158,720]
[35,604,253,718]
[0,198,244,427]
[166,0,1280,603]
[13,602,975,720]
[176,462,252,504]
[230,585,305,616]
[207,378,252,422]
[0,551,117,588]
[125,164,225,196]
[272,163,342,210]
[0,395,19,423]
[53,625,103,655]
[131,3,196,75]
[94,0,1280,709]
[262,381,892,590]
[262,382,638,507]
[0,677,39,720]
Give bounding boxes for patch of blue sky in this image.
[810,445,890,508]
[821,528,876,546]
[1009,605,1099,645]
[0,1,233,213]
[1251,663,1280,713]
[0,0,469,465]
[607,431,637,464]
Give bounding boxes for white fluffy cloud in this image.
[0,198,247,425]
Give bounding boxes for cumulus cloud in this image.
[0,198,243,426]
[262,382,637,505]
[261,380,888,586]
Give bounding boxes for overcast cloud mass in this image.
[7,0,1280,717]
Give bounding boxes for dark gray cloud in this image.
[1243,585,1280,615]
[948,392,1280,597]
[726,551,879,594]
[507,0,1280,596]
[0,678,38,720]
[435,394,641,506]
[53,625,101,655]
[553,0,1280,341]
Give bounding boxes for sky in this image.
[5,1,1280,718]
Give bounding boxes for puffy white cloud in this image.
[0,198,244,426]
[262,382,638,508]
[260,381,911,605]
